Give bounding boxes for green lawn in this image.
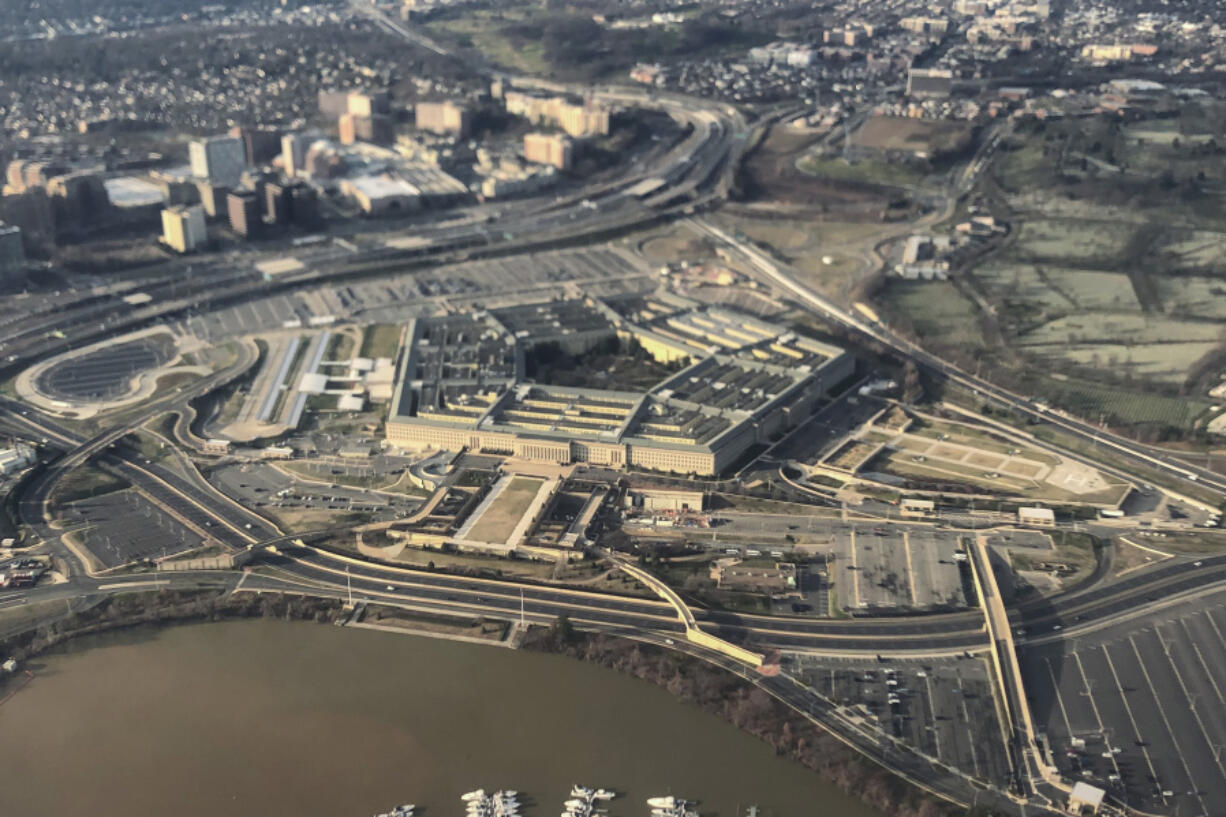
[358,324,404,360]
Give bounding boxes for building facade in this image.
[0,223,24,282]
[190,136,247,187]
[523,132,573,170]
[226,190,261,237]
[160,205,207,253]
[415,101,471,137]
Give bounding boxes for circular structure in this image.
[35,334,178,402]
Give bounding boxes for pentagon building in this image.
[386,293,853,476]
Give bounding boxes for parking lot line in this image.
[1043,657,1076,739]
[1102,643,1163,803]
[1072,650,1122,780]
[1129,634,1209,813]
[922,674,942,760]
[903,531,917,606]
[1204,608,1226,654]
[1180,617,1226,707]
[849,528,861,609]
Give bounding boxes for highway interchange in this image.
[3,57,1226,817]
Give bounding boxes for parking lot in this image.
[170,246,652,345]
[61,489,204,569]
[834,526,969,612]
[1021,589,1226,816]
[36,333,177,402]
[209,462,421,521]
[791,654,1014,788]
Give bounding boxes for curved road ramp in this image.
[612,556,766,669]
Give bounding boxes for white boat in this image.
[463,790,486,802]
[592,790,615,800]
[572,785,593,798]
[647,797,676,810]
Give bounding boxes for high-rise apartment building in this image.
[523,132,573,170]
[415,101,471,137]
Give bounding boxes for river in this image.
[0,620,881,817]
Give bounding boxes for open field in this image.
[853,115,973,158]
[880,109,1226,433]
[464,476,545,545]
[877,280,987,354]
[639,224,718,265]
[798,154,926,187]
[358,324,404,360]
[713,215,886,302]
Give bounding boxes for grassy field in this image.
[465,476,545,544]
[877,280,987,354]
[358,324,403,361]
[798,154,926,187]
[854,115,973,156]
[54,466,130,504]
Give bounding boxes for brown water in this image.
[0,621,881,817]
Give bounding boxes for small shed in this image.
[1068,781,1105,814]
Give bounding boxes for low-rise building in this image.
[624,487,704,513]
[711,559,798,595]
[0,445,35,475]
[1018,506,1055,526]
[342,175,421,215]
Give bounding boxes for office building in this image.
[265,183,291,226]
[161,205,207,253]
[385,296,852,476]
[281,133,310,177]
[288,183,319,228]
[226,190,261,238]
[230,126,282,166]
[0,223,25,282]
[339,113,393,145]
[194,181,229,218]
[523,132,573,170]
[415,101,471,137]
[189,136,247,186]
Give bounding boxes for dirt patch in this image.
[1003,461,1042,478]
[966,452,1004,468]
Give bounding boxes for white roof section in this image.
[104,176,165,207]
[347,174,421,199]
[1070,782,1105,807]
[298,372,328,394]
[256,257,306,276]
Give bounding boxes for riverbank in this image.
[521,623,955,817]
[0,589,343,681]
[2,592,948,817]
